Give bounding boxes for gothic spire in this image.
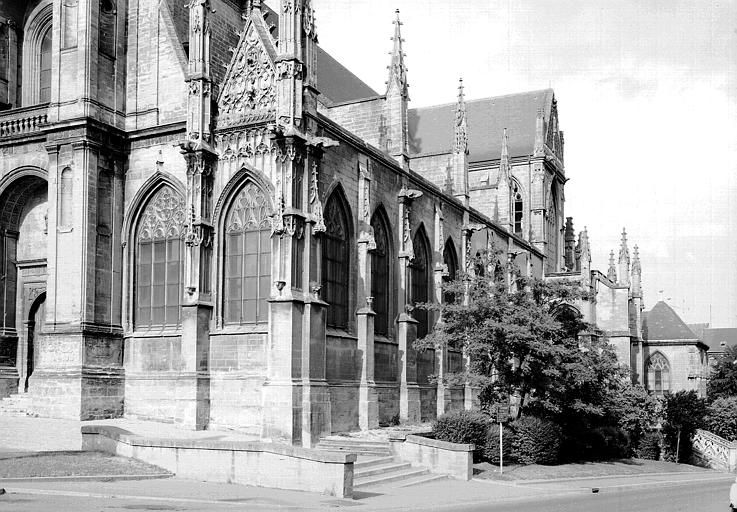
[387,9,409,100]
[618,228,630,265]
[454,78,468,155]
[618,228,630,286]
[607,250,617,281]
[631,244,642,296]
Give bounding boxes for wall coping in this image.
[81,425,356,464]
[387,431,474,452]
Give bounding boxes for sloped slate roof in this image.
[702,327,737,353]
[642,301,699,341]
[259,6,379,104]
[408,89,554,162]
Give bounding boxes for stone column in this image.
[461,225,481,410]
[397,187,422,423]
[356,160,378,430]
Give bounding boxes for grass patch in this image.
[0,451,169,478]
[473,458,715,481]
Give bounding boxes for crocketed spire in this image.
[386,9,409,100]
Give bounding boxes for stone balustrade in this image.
[692,428,737,473]
[0,104,49,138]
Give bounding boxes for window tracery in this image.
[371,210,390,337]
[322,192,350,329]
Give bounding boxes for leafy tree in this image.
[661,390,707,462]
[705,396,737,442]
[603,381,660,446]
[707,345,737,400]
[415,251,624,430]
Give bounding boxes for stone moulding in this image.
[81,425,355,497]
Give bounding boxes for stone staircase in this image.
[315,437,445,489]
[0,392,37,416]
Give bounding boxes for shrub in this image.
[588,426,631,460]
[432,410,490,448]
[483,423,515,463]
[706,396,737,442]
[511,416,561,465]
[662,390,707,462]
[634,431,661,460]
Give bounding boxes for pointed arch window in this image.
[646,352,671,396]
[371,210,391,337]
[322,192,350,329]
[223,181,272,325]
[546,186,559,271]
[512,181,523,236]
[134,186,186,330]
[411,229,431,339]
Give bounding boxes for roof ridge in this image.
[409,88,553,112]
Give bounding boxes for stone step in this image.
[319,436,390,445]
[316,446,392,456]
[354,467,430,488]
[355,461,411,478]
[395,473,447,488]
[353,456,395,470]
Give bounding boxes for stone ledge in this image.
[405,434,474,452]
[81,426,356,464]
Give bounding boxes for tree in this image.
[415,251,624,429]
[705,396,737,442]
[661,390,707,462]
[603,381,660,446]
[707,345,737,400]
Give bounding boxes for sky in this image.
[266,0,737,327]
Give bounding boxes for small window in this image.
[513,182,523,236]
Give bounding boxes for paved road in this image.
[436,478,735,512]
[1,476,734,512]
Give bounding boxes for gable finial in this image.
[454,78,468,155]
[387,9,409,100]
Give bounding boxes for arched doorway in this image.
[0,170,48,395]
[25,292,45,391]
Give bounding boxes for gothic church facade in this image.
[0,0,657,445]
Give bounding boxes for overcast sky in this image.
[268,0,737,327]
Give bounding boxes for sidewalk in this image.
[1,414,734,512]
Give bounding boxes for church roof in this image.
[259,6,379,105]
[407,89,554,162]
[702,327,737,353]
[642,301,699,341]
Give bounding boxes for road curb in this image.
[512,470,726,485]
[0,473,172,483]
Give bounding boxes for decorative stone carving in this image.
[137,187,186,241]
[309,161,325,233]
[218,23,276,128]
[226,182,272,232]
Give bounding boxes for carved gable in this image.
[546,98,564,162]
[217,15,278,129]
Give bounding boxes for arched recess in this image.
[645,351,670,396]
[0,169,48,338]
[24,291,45,391]
[370,205,393,338]
[122,175,186,332]
[21,1,53,106]
[442,237,458,304]
[552,303,582,339]
[322,185,353,330]
[215,169,274,328]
